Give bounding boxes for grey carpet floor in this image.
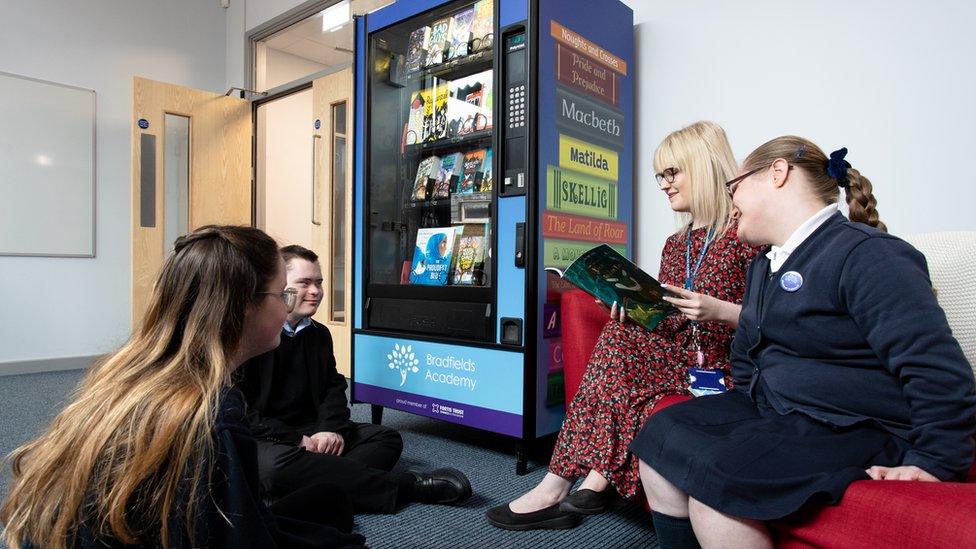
[0,369,657,548]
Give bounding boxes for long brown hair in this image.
[1,225,280,548]
[741,135,886,231]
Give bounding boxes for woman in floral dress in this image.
[487,121,760,531]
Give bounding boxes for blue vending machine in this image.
[353,0,633,472]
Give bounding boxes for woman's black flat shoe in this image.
[558,488,612,515]
[485,502,582,531]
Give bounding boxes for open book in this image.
[546,244,676,331]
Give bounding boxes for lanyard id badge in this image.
[685,226,715,367]
[689,367,727,397]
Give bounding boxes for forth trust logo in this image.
[387,343,420,387]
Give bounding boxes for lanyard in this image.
[684,225,716,291]
[685,225,715,367]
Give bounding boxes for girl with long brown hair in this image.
[1,225,366,548]
[631,136,976,548]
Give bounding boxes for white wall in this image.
[624,0,976,275]
[257,45,329,91]
[6,0,974,368]
[0,0,227,368]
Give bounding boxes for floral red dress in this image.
[548,223,760,500]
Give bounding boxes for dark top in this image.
[71,388,366,548]
[236,320,353,445]
[731,212,976,480]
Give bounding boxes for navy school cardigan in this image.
[730,212,976,481]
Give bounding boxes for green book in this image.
[546,244,676,331]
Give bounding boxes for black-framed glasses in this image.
[724,166,766,196]
[257,288,298,313]
[724,164,794,196]
[655,167,680,184]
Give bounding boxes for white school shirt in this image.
[282,316,312,337]
[766,203,839,274]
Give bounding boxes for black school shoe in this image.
[485,503,582,531]
[410,468,472,505]
[558,488,613,515]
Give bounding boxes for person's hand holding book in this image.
[592,299,630,324]
[660,284,740,327]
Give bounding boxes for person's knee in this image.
[687,497,712,520]
[377,426,404,453]
[639,459,688,515]
[260,462,292,495]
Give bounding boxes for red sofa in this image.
[560,288,976,548]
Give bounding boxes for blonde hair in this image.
[741,136,886,231]
[653,120,738,235]
[1,225,280,548]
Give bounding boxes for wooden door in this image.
[312,69,354,376]
[131,77,252,327]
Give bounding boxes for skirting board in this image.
[0,355,97,377]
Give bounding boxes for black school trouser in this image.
[257,422,405,514]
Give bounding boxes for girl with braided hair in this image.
[631,136,976,548]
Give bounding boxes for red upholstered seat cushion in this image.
[560,290,610,405]
[559,288,976,547]
[771,479,976,548]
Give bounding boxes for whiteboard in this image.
[0,71,96,257]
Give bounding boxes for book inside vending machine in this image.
[353,0,633,471]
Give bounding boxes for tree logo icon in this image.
[388,343,420,387]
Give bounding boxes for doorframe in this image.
[250,62,356,223]
[251,82,313,225]
[244,0,349,94]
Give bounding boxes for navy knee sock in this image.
[651,511,701,549]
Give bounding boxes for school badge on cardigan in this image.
[780,271,804,292]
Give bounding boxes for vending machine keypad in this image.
[501,28,528,196]
[508,85,525,129]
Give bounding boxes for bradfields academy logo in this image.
[387,343,420,387]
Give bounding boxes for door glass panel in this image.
[163,114,190,250]
[330,102,347,322]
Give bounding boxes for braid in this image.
[843,168,886,232]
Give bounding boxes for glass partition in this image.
[331,101,348,322]
[163,113,190,249]
[367,0,495,293]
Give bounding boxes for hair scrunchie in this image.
[825,148,852,188]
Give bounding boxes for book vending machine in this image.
[352,0,633,471]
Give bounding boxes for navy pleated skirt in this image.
[628,384,910,520]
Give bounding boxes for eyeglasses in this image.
[724,166,766,197]
[724,164,795,197]
[257,288,298,313]
[655,167,680,184]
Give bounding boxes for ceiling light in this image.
[322,0,350,32]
